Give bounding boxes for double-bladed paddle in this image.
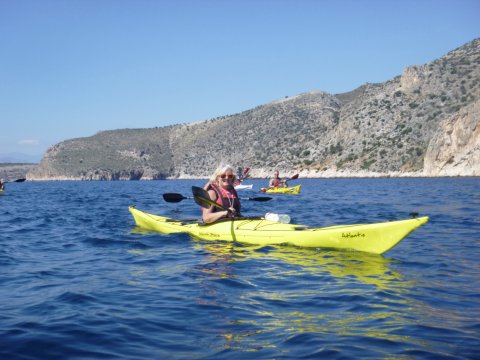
[162,188,272,206]
[163,186,288,223]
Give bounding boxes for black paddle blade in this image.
[5,178,26,183]
[289,174,299,180]
[241,196,272,202]
[253,196,272,202]
[163,193,188,203]
[191,186,228,211]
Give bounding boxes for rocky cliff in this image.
[28,38,480,180]
[424,99,479,176]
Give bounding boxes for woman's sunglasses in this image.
[219,174,234,179]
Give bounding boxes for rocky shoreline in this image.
[8,162,477,182]
[23,168,477,181]
[0,164,37,181]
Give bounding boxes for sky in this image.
[1,0,479,161]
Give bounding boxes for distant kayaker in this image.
[0,179,5,191]
[234,166,244,187]
[234,166,250,186]
[202,165,241,224]
[269,170,288,188]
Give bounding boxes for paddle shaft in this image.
[163,192,271,203]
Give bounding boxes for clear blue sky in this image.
[1,0,479,159]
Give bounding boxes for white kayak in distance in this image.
[234,184,253,190]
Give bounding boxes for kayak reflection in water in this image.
[202,165,241,224]
[269,170,288,188]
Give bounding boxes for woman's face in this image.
[218,169,235,188]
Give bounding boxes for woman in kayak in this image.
[202,165,241,224]
[269,170,288,188]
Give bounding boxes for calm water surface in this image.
[1,178,479,359]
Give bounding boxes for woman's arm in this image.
[201,190,229,224]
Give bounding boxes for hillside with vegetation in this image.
[28,38,480,180]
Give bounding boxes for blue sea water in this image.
[1,178,479,359]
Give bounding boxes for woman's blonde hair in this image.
[208,164,236,184]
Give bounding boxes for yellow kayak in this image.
[129,206,429,254]
[261,184,302,194]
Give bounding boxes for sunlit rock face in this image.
[424,100,480,176]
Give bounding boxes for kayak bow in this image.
[129,206,429,254]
